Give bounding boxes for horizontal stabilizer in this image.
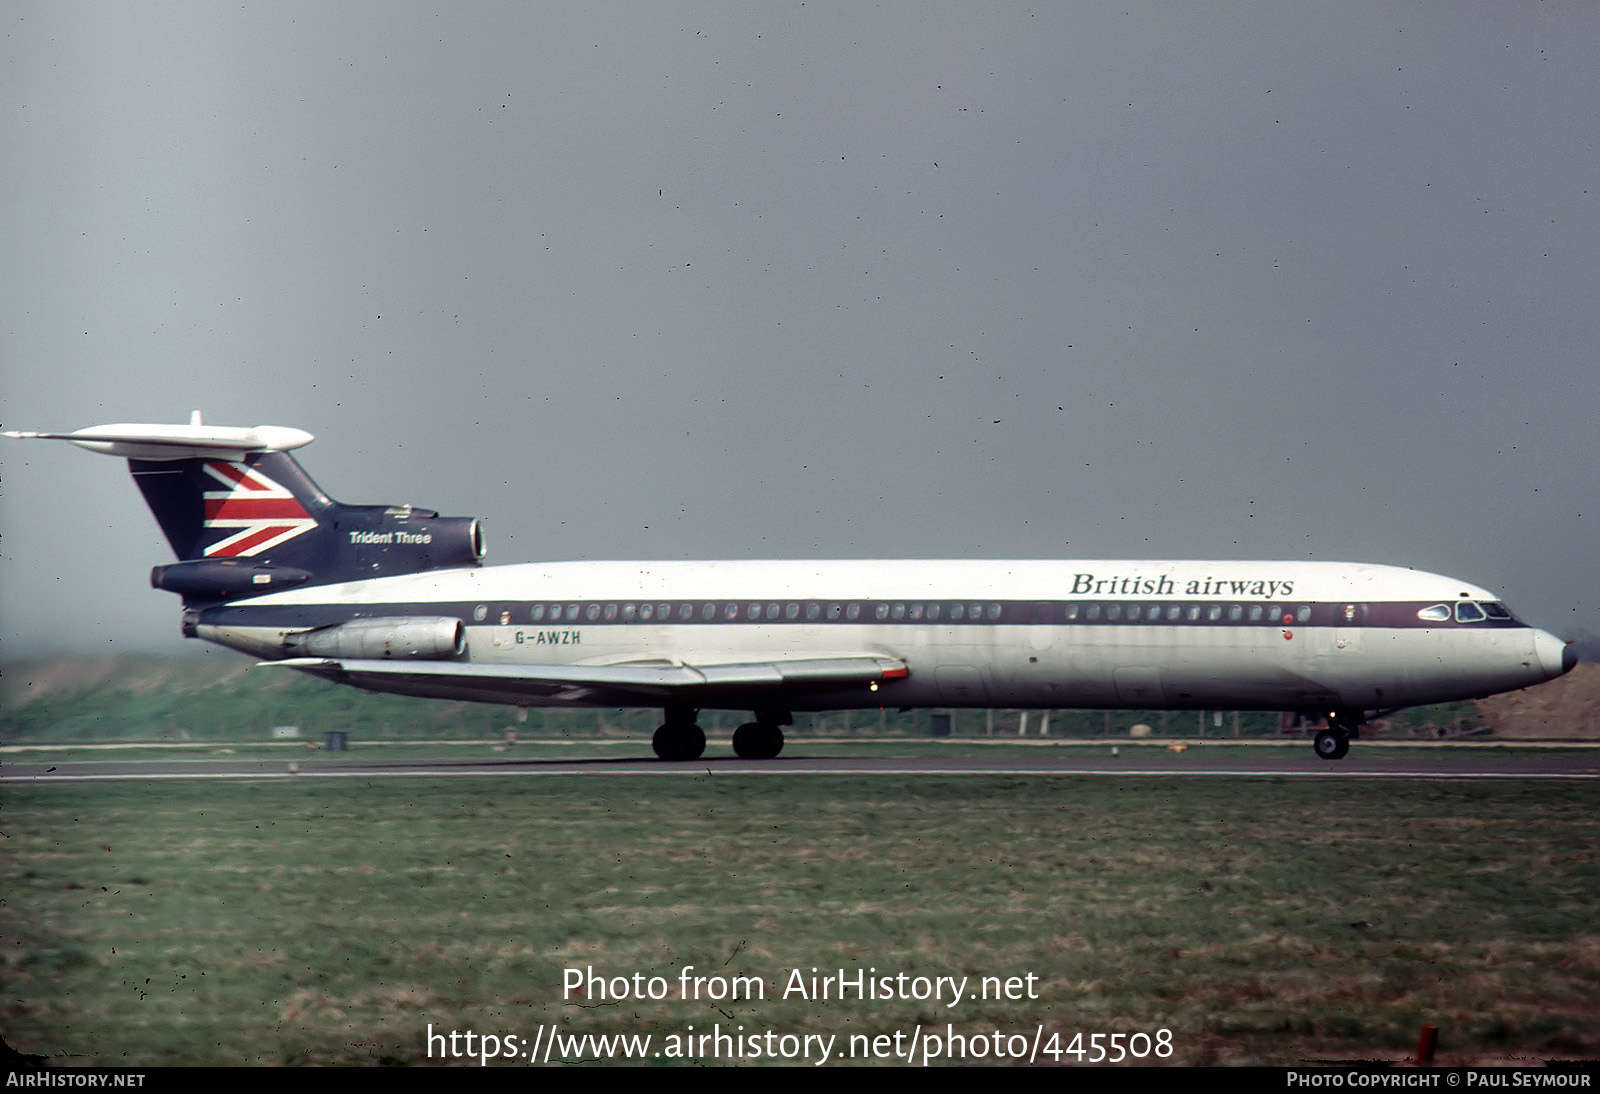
[4,421,313,460]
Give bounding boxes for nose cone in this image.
[1533,629,1576,681]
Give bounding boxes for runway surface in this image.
[4,744,1598,783]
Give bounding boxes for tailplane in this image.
[6,416,484,602]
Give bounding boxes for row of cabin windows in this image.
[506,600,1507,626]
[526,601,1008,623]
[519,601,1322,625]
[1067,602,1315,624]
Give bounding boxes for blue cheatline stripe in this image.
[195,597,1523,631]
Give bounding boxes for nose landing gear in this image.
[1312,710,1365,761]
[1313,728,1350,760]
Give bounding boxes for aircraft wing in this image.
[264,654,909,706]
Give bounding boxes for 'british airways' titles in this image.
[1070,573,1295,598]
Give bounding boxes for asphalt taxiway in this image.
[4,743,1597,783]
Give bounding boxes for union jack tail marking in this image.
[201,461,316,557]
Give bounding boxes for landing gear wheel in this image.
[731,721,785,760]
[1313,729,1350,761]
[652,722,706,761]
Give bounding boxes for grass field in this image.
[3,775,1596,1066]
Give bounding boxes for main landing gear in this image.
[1312,710,1365,761]
[652,703,706,762]
[731,712,788,760]
[650,706,789,761]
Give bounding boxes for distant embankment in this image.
[1475,662,1600,739]
[0,654,513,743]
[3,655,1596,743]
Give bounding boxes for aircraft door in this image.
[1333,603,1364,654]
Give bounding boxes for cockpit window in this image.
[1482,602,1513,621]
[1455,602,1486,623]
[1417,604,1452,622]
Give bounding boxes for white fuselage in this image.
[192,558,1570,715]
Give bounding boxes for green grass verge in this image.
[3,777,1596,1066]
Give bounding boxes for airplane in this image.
[6,417,1576,761]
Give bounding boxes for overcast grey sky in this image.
[4,3,1597,657]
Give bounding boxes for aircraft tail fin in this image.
[6,418,485,601]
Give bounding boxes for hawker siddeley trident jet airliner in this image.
[7,418,1576,761]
